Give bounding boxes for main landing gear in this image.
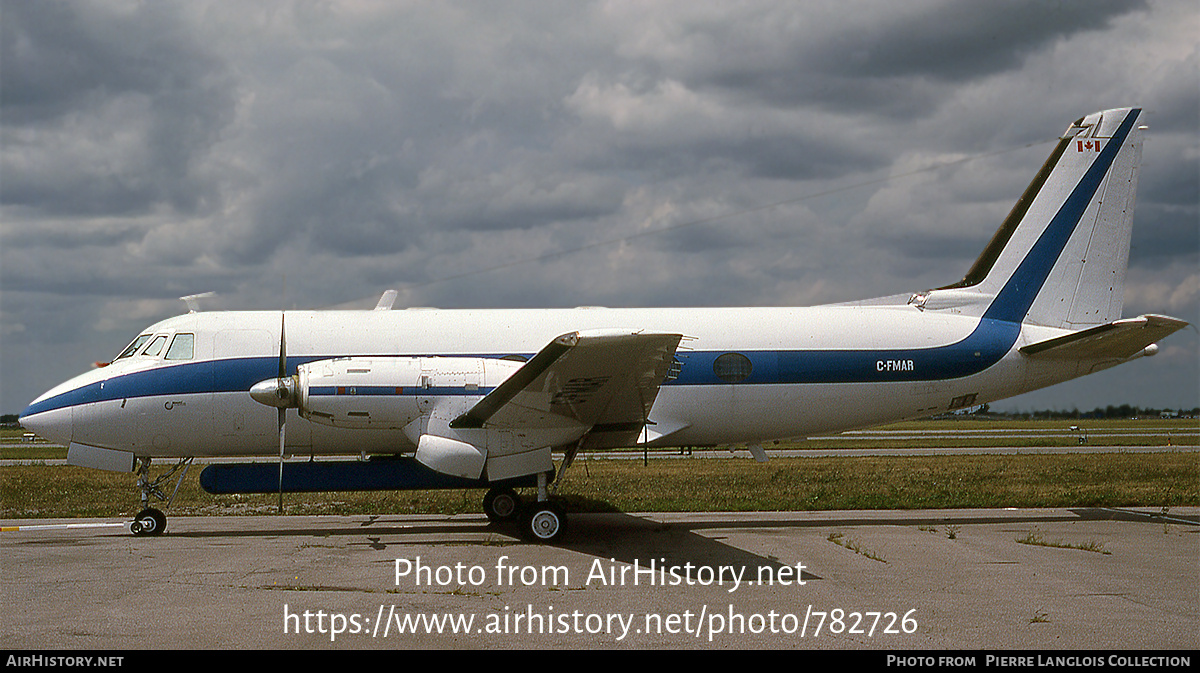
[522,501,566,542]
[481,471,567,543]
[129,457,193,536]
[482,486,521,523]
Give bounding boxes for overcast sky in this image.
[2,0,1197,415]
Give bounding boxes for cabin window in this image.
[117,335,152,360]
[142,335,168,357]
[713,353,752,383]
[165,333,195,360]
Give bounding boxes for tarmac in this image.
[2,506,1196,650]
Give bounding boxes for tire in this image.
[522,502,567,543]
[483,487,521,523]
[132,508,166,536]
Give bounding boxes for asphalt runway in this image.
[2,507,1196,650]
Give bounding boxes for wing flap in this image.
[451,330,683,438]
[1019,314,1188,360]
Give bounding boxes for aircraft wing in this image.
[450,330,683,444]
[1019,314,1189,360]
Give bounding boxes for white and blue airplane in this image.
[18,107,1188,542]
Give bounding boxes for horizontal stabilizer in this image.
[1019,314,1188,360]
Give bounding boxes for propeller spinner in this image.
[249,376,298,409]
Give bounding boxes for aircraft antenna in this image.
[179,292,216,313]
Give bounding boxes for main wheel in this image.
[522,502,567,543]
[131,508,166,536]
[483,487,521,523]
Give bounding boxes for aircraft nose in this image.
[18,403,73,447]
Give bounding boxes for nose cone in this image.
[18,368,107,447]
[20,365,117,447]
[19,398,73,447]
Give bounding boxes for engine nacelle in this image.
[294,356,525,429]
[297,358,423,429]
[251,355,547,480]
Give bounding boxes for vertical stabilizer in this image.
[932,108,1143,328]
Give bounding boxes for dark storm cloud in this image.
[609,0,1149,117]
[1139,46,1200,134]
[1130,202,1200,263]
[598,132,884,182]
[1,0,236,217]
[1,1,180,123]
[809,0,1148,81]
[0,219,145,250]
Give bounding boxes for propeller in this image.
[249,310,296,512]
[277,311,286,512]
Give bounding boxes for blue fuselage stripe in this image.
[22,318,1017,417]
[308,385,493,397]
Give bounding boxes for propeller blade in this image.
[278,310,286,513]
[278,311,287,378]
[278,406,285,513]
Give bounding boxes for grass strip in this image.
[2,452,1195,519]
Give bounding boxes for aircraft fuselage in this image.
[21,303,1087,459]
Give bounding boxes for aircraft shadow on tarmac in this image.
[152,505,1194,583]
[164,510,810,582]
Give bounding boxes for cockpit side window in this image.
[117,334,152,360]
[142,335,168,357]
[165,333,195,360]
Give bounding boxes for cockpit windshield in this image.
[165,333,194,360]
[116,334,152,360]
[113,332,196,362]
[142,335,168,357]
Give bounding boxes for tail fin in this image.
[920,107,1144,328]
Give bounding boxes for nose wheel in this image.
[131,508,167,536]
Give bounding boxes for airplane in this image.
[17,107,1189,543]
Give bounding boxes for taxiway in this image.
[2,507,1196,649]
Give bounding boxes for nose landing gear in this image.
[130,507,166,536]
[130,457,193,536]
